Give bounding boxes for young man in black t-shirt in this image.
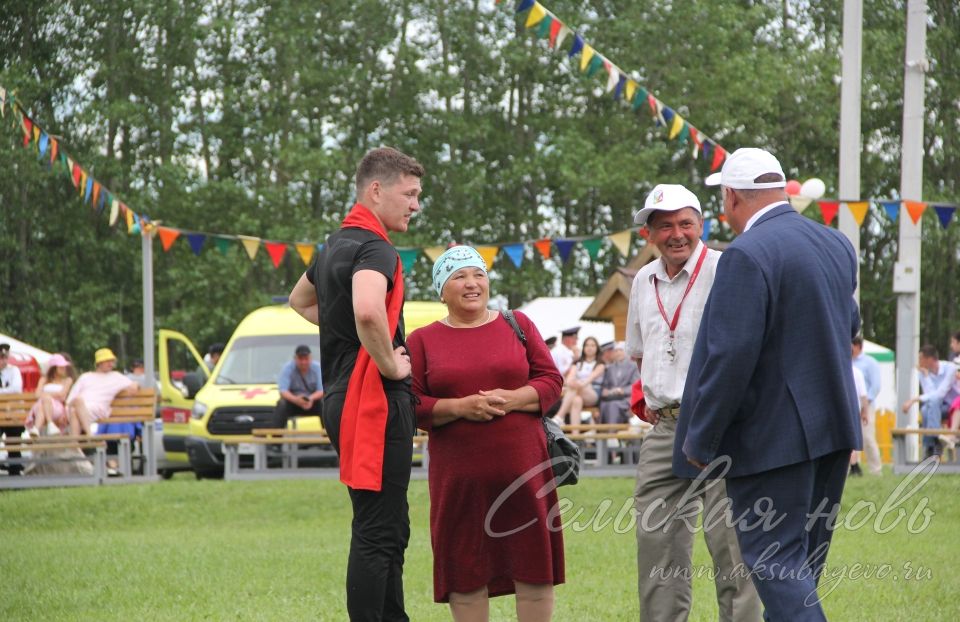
[290,146,424,621]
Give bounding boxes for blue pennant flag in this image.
[933,204,956,229]
[701,218,712,241]
[38,133,49,158]
[614,75,626,101]
[661,106,674,125]
[516,0,535,13]
[555,239,576,264]
[880,200,900,221]
[503,243,524,268]
[702,140,713,162]
[187,233,206,256]
[568,34,584,58]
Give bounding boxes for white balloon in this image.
[800,178,826,200]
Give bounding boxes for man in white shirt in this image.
[901,345,958,458]
[550,326,579,376]
[851,337,883,475]
[626,185,760,621]
[849,363,870,476]
[0,343,25,476]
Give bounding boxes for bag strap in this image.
[501,309,527,345]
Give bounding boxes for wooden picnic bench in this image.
[0,388,157,485]
[891,427,960,474]
[561,422,649,468]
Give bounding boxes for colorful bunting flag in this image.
[476,246,499,270]
[549,20,564,48]
[846,201,869,226]
[701,218,712,241]
[710,145,726,171]
[535,14,553,38]
[669,115,684,140]
[819,201,840,226]
[933,204,956,229]
[581,238,602,260]
[580,44,594,72]
[609,229,632,257]
[109,199,119,226]
[904,200,926,225]
[398,248,419,272]
[534,239,552,260]
[423,246,445,263]
[295,243,315,266]
[213,236,233,255]
[157,227,180,251]
[516,0,535,12]
[880,200,900,221]
[263,241,286,267]
[525,3,546,28]
[187,233,206,256]
[239,235,261,260]
[568,34,583,58]
[503,243,524,268]
[554,239,576,264]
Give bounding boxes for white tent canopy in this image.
[0,332,53,368]
[518,297,616,346]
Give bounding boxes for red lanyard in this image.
[653,244,708,333]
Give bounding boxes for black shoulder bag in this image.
[501,309,580,487]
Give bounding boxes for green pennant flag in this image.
[398,248,419,273]
[586,55,604,78]
[632,86,648,110]
[536,14,553,39]
[581,238,603,260]
[214,236,233,255]
[677,122,691,145]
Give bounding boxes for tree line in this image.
[1,0,957,367]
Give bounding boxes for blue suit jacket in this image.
[673,203,862,478]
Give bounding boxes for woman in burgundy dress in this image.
[406,245,564,621]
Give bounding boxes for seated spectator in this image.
[0,343,25,475]
[203,342,225,372]
[25,353,75,436]
[901,345,957,458]
[553,336,605,424]
[273,345,324,429]
[66,348,140,436]
[597,342,641,424]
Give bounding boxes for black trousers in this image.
[3,426,24,475]
[272,397,323,429]
[322,391,415,622]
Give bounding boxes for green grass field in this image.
[2,467,956,621]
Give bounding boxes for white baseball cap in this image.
[633,184,702,226]
[704,147,786,189]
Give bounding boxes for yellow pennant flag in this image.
[580,44,595,72]
[476,246,499,270]
[109,199,120,226]
[846,201,869,226]
[295,243,315,266]
[609,229,632,257]
[525,3,546,28]
[625,80,637,103]
[79,170,87,196]
[423,246,445,263]
[238,235,261,260]
[790,196,813,213]
[124,209,134,232]
[669,114,685,140]
[33,125,40,144]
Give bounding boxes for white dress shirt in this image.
[626,240,721,410]
[551,343,574,377]
[743,201,789,232]
[0,364,24,393]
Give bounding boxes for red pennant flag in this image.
[71,163,82,188]
[21,117,32,146]
[157,227,181,251]
[548,18,562,47]
[689,127,701,147]
[904,200,927,224]
[264,241,287,268]
[534,239,552,260]
[710,145,726,171]
[647,94,657,115]
[637,226,650,240]
[819,201,840,226]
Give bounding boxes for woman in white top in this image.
[553,337,605,424]
[26,353,75,435]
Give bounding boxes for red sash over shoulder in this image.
[338,203,404,492]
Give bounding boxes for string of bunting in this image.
[501,0,730,170]
[5,85,957,278]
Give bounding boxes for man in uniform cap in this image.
[552,326,580,376]
[627,183,761,621]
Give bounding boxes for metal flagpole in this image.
[837,0,863,301]
[141,230,158,477]
[894,0,927,454]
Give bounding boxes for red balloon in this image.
[785,180,802,196]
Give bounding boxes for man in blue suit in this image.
[673,148,861,621]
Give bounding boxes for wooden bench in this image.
[0,437,107,488]
[560,422,649,468]
[891,427,960,474]
[0,388,157,484]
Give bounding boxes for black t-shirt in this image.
[306,227,408,395]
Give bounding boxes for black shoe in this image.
[850,463,863,477]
